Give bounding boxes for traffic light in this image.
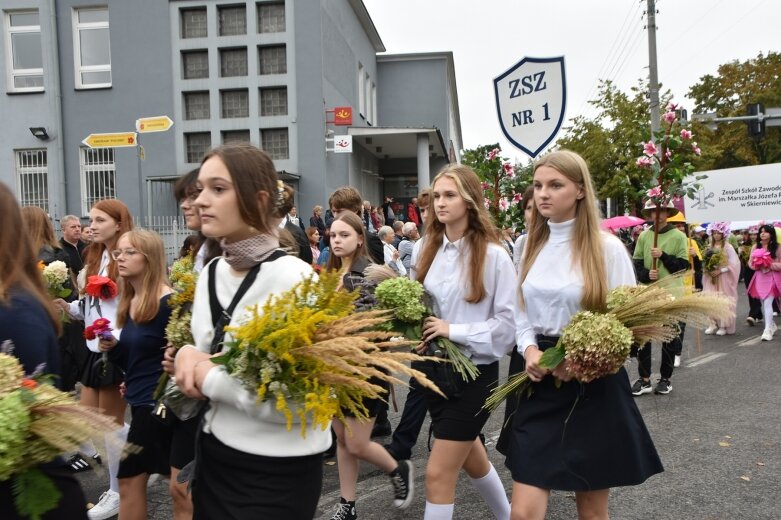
[747,103,765,139]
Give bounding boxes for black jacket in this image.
[285,221,313,264]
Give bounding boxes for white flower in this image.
[42,261,69,287]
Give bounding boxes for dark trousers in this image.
[674,322,686,356]
[744,268,763,320]
[386,378,428,460]
[638,337,678,380]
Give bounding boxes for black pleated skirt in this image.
[505,336,663,491]
[79,350,124,388]
[193,432,323,520]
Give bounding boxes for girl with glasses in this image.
[97,229,176,520]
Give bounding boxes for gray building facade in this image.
[1,0,462,224]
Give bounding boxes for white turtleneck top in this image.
[515,219,636,355]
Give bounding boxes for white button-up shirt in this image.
[411,235,517,365]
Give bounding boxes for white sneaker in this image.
[771,322,778,334]
[674,355,681,367]
[704,326,717,335]
[88,489,119,520]
[716,328,727,336]
[761,330,773,342]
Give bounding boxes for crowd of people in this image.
[1,141,779,520]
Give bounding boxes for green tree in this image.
[688,52,781,168]
[461,144,532,231]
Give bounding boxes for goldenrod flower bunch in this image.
[485,274,731,411]
[0,352,118,519]
[215,270,444,436]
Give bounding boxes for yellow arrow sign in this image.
[136,115,174,133]
[82,132,138,148]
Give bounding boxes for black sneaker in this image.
[330,498,356,520]
[66,453,101,473]
[390,460,414,509]
[631,379,652,396]
[654,378,672,395]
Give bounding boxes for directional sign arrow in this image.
[82,132,138,148]
[136,115,174,133]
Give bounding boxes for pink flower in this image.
[666,102,678,112]
[692,142,701,156]
[502,162,513,174]
[665,149,672,159]
[663,111,677,123]
[483,198,491,209]
[512,193,523,203]
[643,141,657,156]
[646,186,663,198]
[680,129,693,140]
[499,198,510,211]
[481,182,490,190]
[636,156,653,168]
[487,148,501,161]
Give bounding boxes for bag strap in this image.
[207,250,286,354]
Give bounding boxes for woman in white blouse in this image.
[411,164,516,520]
[508,150,662,520]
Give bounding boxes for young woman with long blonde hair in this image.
[508,150,662,520]
[412,164,517,520]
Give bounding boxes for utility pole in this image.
[646,0,660,136]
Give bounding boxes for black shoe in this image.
[371,419,392,438]
[390,460,414,509]
[654,378,672,395]
[631,379,652,396]
[66,453,100,473]
[330,498,356,520]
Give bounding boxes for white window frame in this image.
[4,10,44,93]
[80,147,116,215]
[358,63,365,117]
[15,149,49,212]
[72,7,111,89]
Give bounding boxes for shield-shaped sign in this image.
[493,56,567,158]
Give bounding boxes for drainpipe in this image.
[48,0,67,219]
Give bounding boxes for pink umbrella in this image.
[600,215,646,231]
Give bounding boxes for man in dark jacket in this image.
[59,215,85,276]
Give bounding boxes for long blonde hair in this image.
[115,229,169,328]
[416,164,501,303]
[520,150,607,312]
[20,206,60,253]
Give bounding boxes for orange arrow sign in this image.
[82,132,138,148]
[136,115,174,133]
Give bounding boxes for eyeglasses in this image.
[110,249,145,260]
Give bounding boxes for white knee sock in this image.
[424,501,454,520]
[106,423,129,493]
[470,464,510,520]
[762,297,775,332]
[79,439,97,458]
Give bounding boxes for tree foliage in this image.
[460,144,532,231]
[687,52,781,168]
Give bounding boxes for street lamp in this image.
[29,127,49,140]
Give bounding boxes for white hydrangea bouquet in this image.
[484,274,731,410]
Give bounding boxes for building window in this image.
[257,2,285,33]
[261,128,288,160]
[5,10,43,92]
[220,47,247,77]
[184,91,210,120]
[219,5,246,36]
[258,45,286,75]
[182,50,208,79]
[222,130,251,143]
[80,148,115,215]
[185,132,211,163]
[72,7,111,89]
[221,89,249,118]
[357,63,365,117]
[371,82,377,126]
[15,149,48,212]
[180,8,207,38]
[259,87,287,116]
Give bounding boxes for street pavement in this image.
[76,291,781,519]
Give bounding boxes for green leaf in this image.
[57,288,72,298]
[12,468,62,520]
[538,344,565,369]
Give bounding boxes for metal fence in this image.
[138,215,190,265]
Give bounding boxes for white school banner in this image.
[683,163,781,222]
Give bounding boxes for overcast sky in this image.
[363,0,779,164]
